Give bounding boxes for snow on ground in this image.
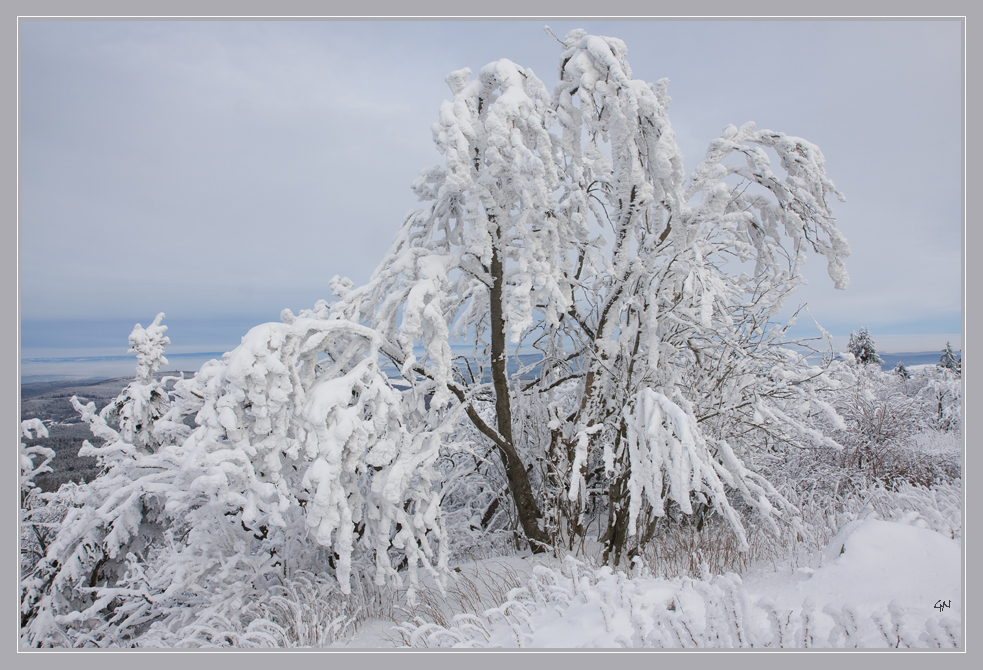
[739,519,961,646]
[335,553,562,648]
[743,519,960,619]
[336,519,961,648]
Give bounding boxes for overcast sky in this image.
[19,19,962,363]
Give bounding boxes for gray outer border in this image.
[4,0,976,668]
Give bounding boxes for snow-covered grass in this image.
[91,479,956,649]
[389,516,960,648]
[326,479,962,649]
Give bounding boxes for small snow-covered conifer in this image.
[100,312,172,452]
[847,327,883,367]
[894,361,910,386]
[938,341,960,374]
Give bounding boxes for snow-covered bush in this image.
[750,356,959,494]
[22,313,453,647]
[916,367,961,434]
[679,351,963,576]
[167,312,451,597]
[20,316,187,647]
[831,365,917,477]
[20,419,55,576]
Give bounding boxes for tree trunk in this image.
[601,426,628,566]
[489,224,549,552]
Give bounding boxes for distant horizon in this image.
[21,318,962,357]
[21,306,960,383]
[21,343,961,385]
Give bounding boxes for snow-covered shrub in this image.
[829,366,918,479]
[670,350,964,576]
[172,312,451,596]
[20,419,53,500]
[20,419,55,576]
[762,358,959,492]
[831,479,962,542]
[22,311,458,647]
[20,316,187,647]
[133,570,357,648]
[916,368,961,434]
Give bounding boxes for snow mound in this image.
[784,520,961,616]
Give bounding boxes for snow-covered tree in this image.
[326,29,851,563]
[938,341,960,375]
[847,327,883,367]
[894,361,909,384]
[99,312,174,452]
